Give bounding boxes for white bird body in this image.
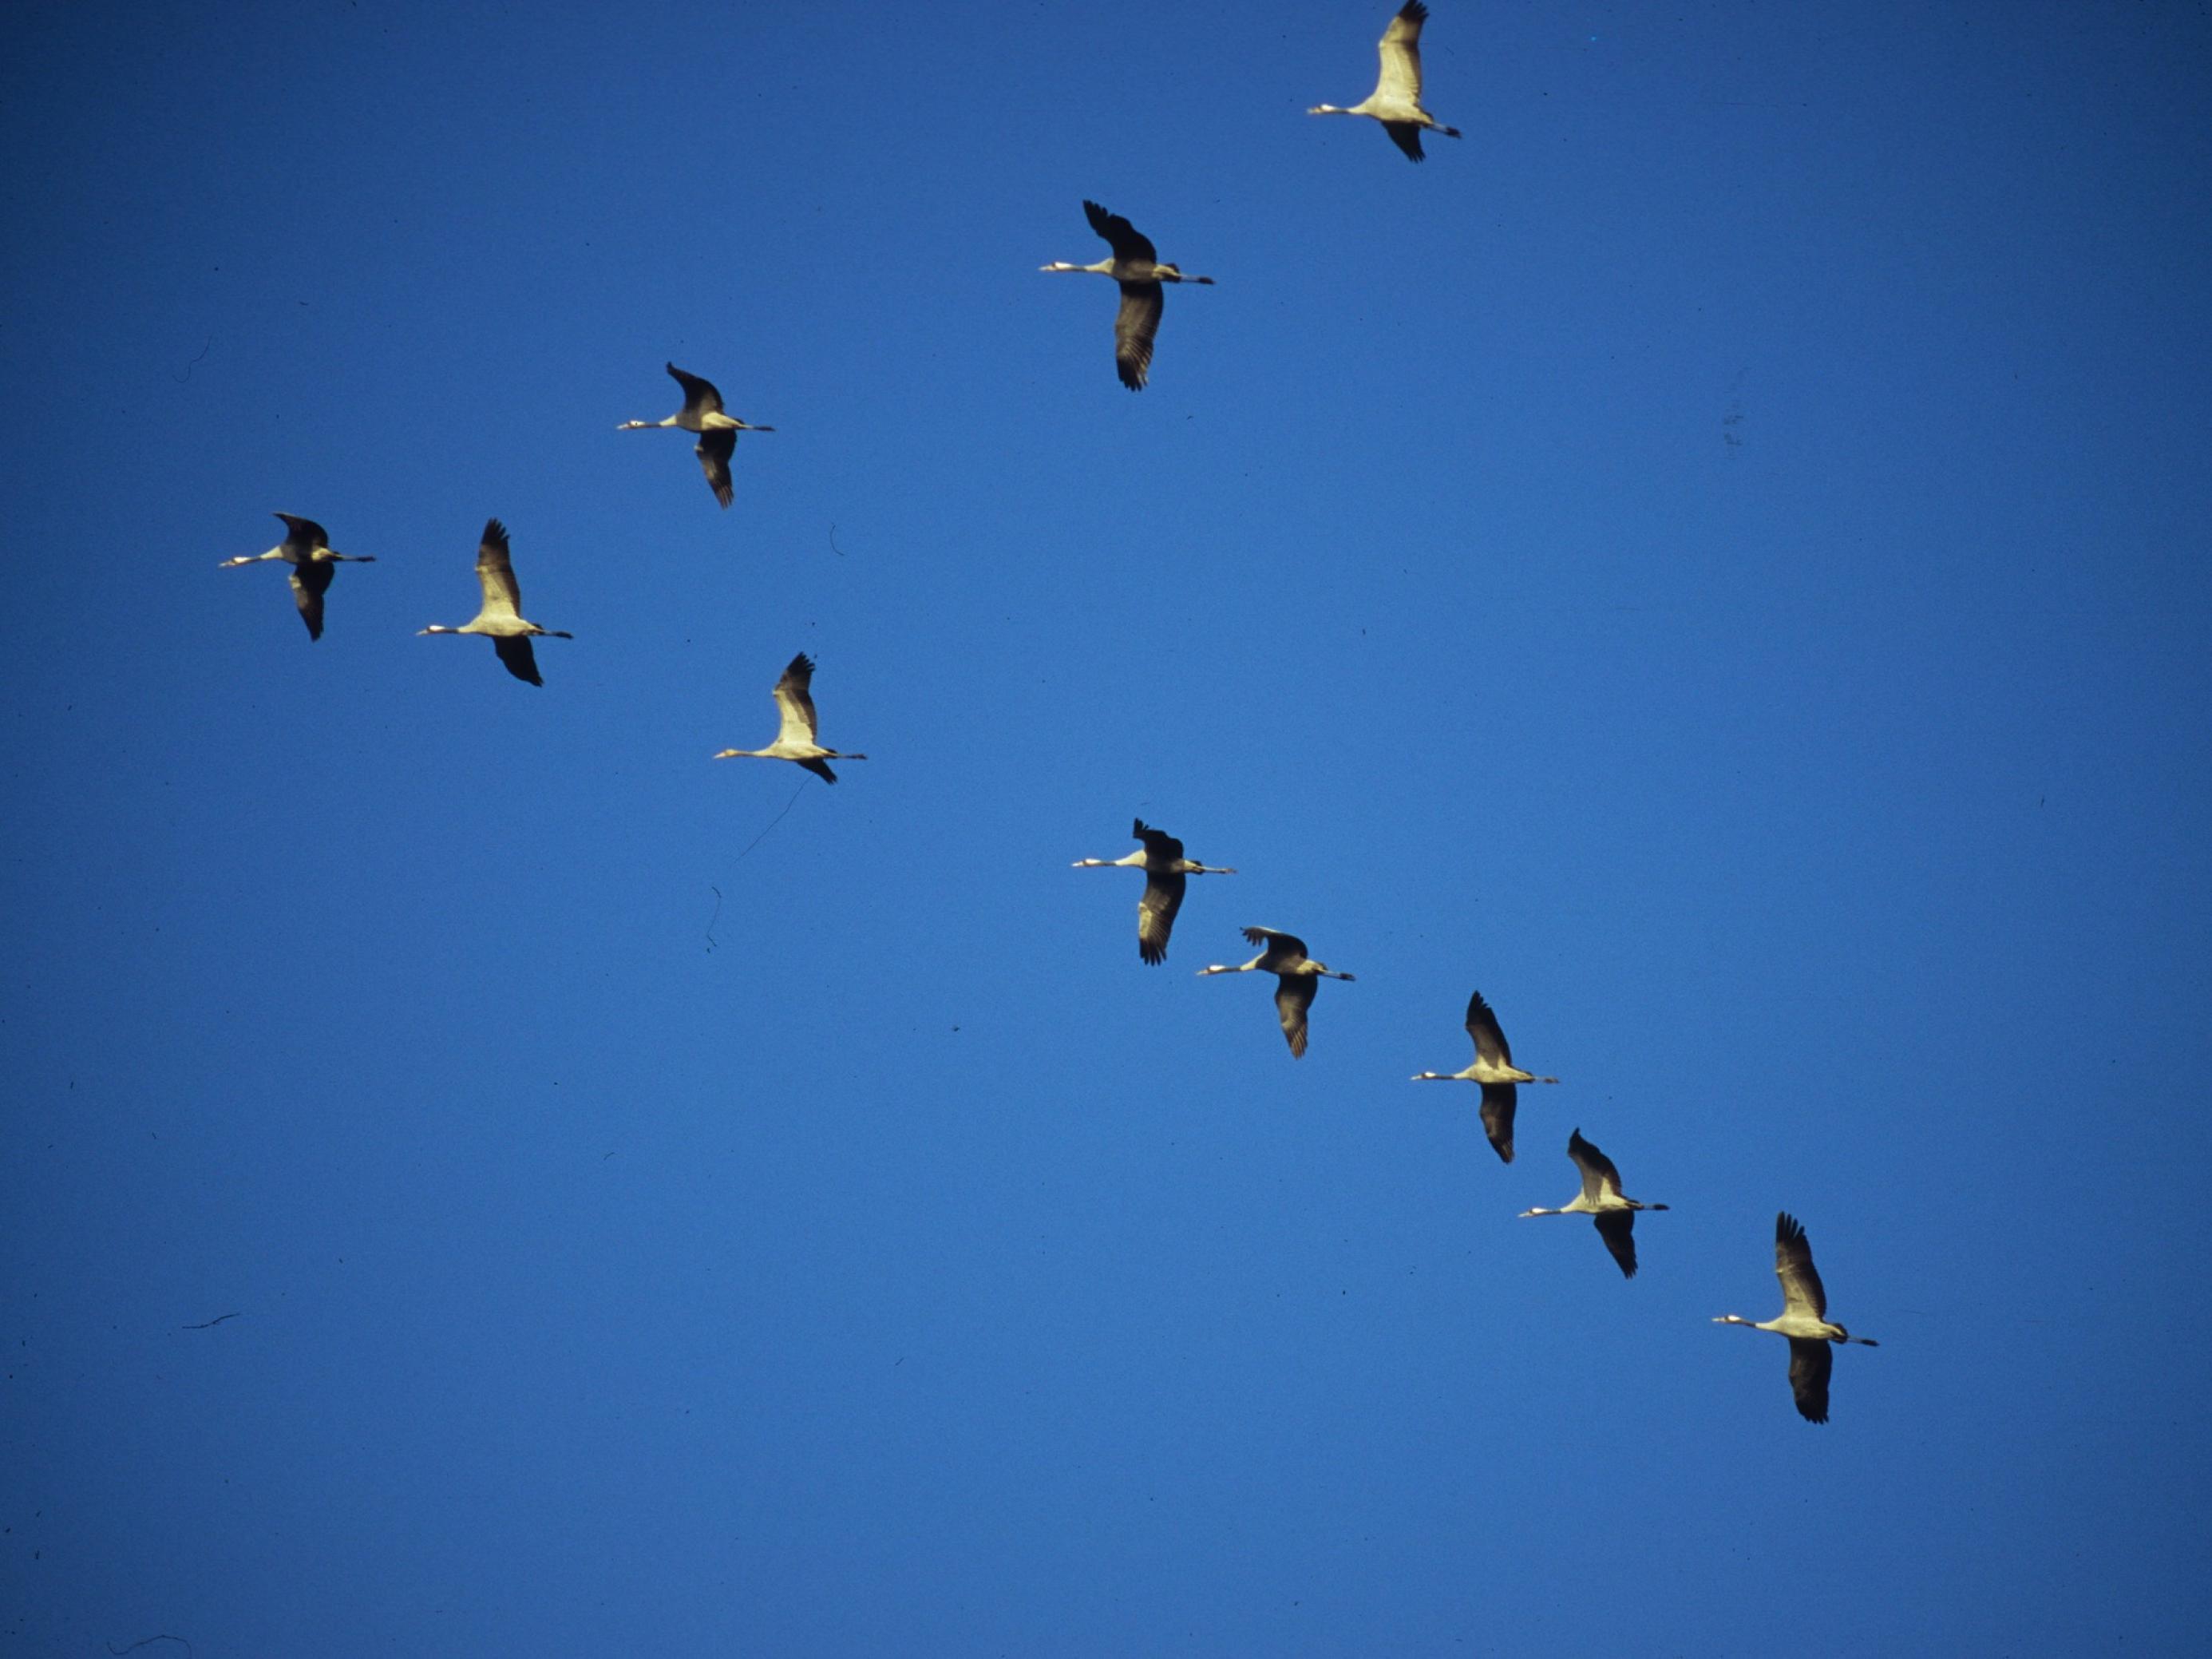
[1411,989,1558,1162]
[1197,927,1354,1058]
[1715,1212,1880,1423]
[714,653,867,784]
[417,519,572,686]
[219,513,376,639]
[619,362,775,508]
[1519,1129,1668,1278]
[1042,200,1214,390]
[1309,1,1463,163]
[1073,819,1236,964]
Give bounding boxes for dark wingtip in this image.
[1138,941,1166,965]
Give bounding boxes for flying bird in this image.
[714,653,868,784]
[1072,819,1237,964]
[618,362,775,508]
[1197,928,1354,1058]
[1041,200,1214,390]
[1715,1212,1881,1423]
[417,519,572,686]
[1411,989,1559,1162]
[1518,1130,1668,1278]
[1308,1,1463,162]
[218,513,375,639]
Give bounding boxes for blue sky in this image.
[5,1,2210,1652]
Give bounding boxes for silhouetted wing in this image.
[667,362,725,419]
[1083,200,1157,264]
[1138,868,1185,964]
[1775,1212,1829,1320]
[1594,1210,1639,1279]
[1478,1082,1517,1162]
[798,757,838,785]
[288,559,334,639]
[1132,819,1183,862]
[1275,975,1317,1058]
[1383,121,1427,162]
[274,513,330,553]
[1113,281,1162,390]
[774,653,821,743]
[1567,1128,1622,1203]
[1378,2,1429,105]
[1464,990,1512,1067]
[696,427,736,509]
[475,519,524,623]
[493,633,543,686]
[1787,1337,1833,1423]
[1243,926,1305,956]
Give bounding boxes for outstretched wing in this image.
[274,513,330,554]
[1775,1212,1829,1320]
[493,634,543,687]
[1242,925,1307,956]
[667,362,726,419]
[798,757,838,785]
[1275,975,1318,1058]
[774,653,821,744]
[474,519,524,624]
[288,559,334,639]
[1567,1128,1623,1203]
[1377,2,1429,105]
[1594,1210,1639,1279]
[1464,990,1512,1067]
[1787,1336,1834,1423]
[696,427,737,509]
[1113,281,1163,390]
[1132,819,1183,862]
[1138,868,1186,965]
[1083,200,1157,264]
[1478,1082,1517,1163]
[1382,121,1427,163]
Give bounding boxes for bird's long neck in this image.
[1043,260,1114,276]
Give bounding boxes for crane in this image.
[1308,2,1463,163]
[618,362,775,508]
[1518,1130,1668,1278]
[218,513,375,640]
[1042,200,1213,390]
[1072,819,1236,964]
[1411,989,1558,1162]
[1714,1212,1880,1423]
[714,653,868,784]
[1197,927,1354,1058]
[417,519,572,685]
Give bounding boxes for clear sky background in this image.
[5,1,2210,1653]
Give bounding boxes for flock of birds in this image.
[214,2,1876,1425]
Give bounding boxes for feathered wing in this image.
[474,519,524,624]
[1083,200,1157,264]
[1775,1212,1830,1320]
[288,559,334,639]
[1131,819,1183,862]
[1566,1129,1622,1204]
[773,654,821,746]
[667,362,725,420]
[1787,1336,1834,1423]
[1138,868,1186,964]
[1478,1082,1517,1162]
[696,427,737,509]
[798,757,838,785]
[1382,121,1428,163]
[1114,282,1164,390]
[274,513,330,554]
[493,634,544,687]
[1275,975,1317,1058]
[1464,990,1512,1067]
[1243,925,1305,957]
[1593,1210,1640,1279]
[1377,2,1430,105]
